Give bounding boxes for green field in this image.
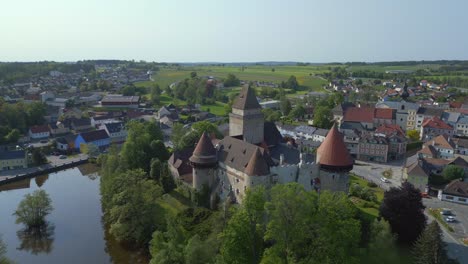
[347,64,442,73]
[135,65,329,92]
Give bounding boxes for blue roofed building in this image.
[74,129,110,152]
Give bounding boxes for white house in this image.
[29,125,50,139]
[102,122,127,143]
[438,180,468,205]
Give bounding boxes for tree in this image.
[150,158,163,182]
[190,72,197,78]
[184,234,217,264]
[31,148,47,166]
[106,169,165,244]
[412,222,452,264]
[149,215,187,264]
[442,165,465,182]
[363,220,400,264]
[263,183,318,263]
[313,106,333,129]
[221,187,266,264]
[224,74,240,87]
[407,130,420,141]
[379,182,426,244]
[279,96,291,116]
[14,190,53,229]
[288,104,306,120]
[285,75,299,90]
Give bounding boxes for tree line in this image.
[0,100,46,144]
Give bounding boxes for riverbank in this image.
[0,155,89,186]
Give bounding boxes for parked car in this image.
[445,216,456,223]
[59,155,67,159]
[440,209,451,216]
[380,177,389,183]
[40,140,48,144]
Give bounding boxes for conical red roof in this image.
[189,132,217,165]
[316,124,353,170]
[245,147,270,176]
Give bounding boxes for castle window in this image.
[236,189,240,194]
[236,178,240,183]
[231,157,234,162]
[243,149,246,154]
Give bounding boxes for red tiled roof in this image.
[316,124,353,169]
[449,101,462,109]
[343,107,374,123]
[421,116,452,130]
[30,125,50,134]
[374,108,394,119]
[375,123,405,137]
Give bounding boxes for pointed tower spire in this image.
[232,84,261,110]
[316,124,353,172]
[245,147,270,176]
[189,132,217,166]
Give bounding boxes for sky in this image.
[1,0,467,62]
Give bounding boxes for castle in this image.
[169,85,353,203]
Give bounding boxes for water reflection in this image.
[0,178,30,191]
[16,223,55,255]
[35,174,49,187]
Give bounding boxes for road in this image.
[0,153,88,180]
[423,198,468,262]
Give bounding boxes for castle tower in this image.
[316,124,354,192]
[189,132,218,190]
[229,85,264,144]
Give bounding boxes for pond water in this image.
[0,165,148,264]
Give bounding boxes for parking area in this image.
[351,161,404,191]
[424,198,468,242]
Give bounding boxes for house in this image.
[74,130,110,152]
[101,95,140,108]
[0,150,27,171]
[29,125,50,139]
[453,137,468,155]
[193,111,216,122]
[405,162,429,192]
[343,107,374,130]
[70,118,92,131]
[102,122,127,143]
[332,102,355,125]
[417,135,455,159]
[455,117,468,136]
[375,101,419,131]
[48,122,70,136]
[416,107,445,130]
[438,179,468,205]
[91,115,120,127]
[312,128,329,142]
[420,116,454,141]
[357,134,388,163]
[56,137,69,151]
[168,147,194,184]
[259,100,280,109]
[294,125,316,140]
[341,129,360,157]
[373,108,395,126]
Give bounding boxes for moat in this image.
[0,165,148,264]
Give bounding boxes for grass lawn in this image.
[349,174,385,219]
[201,101,227,116]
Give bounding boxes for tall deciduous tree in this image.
[313,106,333,129]
[221,187,266,264]
[0,235,13,264]
[14,190,53,229]
[380,182,426,244]
[279,96,291,116]
[363,220,400,264]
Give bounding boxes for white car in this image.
[445,216,455,223]
[380,177,389,183]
